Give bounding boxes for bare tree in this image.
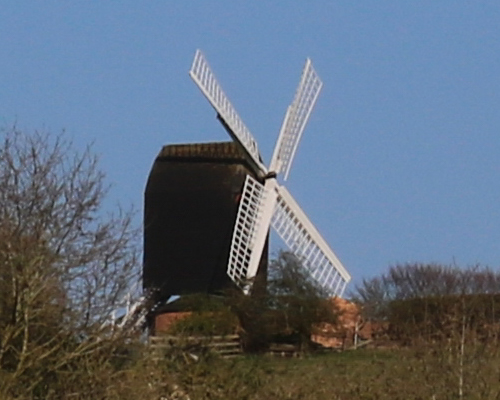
[0,126,142,398]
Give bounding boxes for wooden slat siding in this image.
[149,335,242,358]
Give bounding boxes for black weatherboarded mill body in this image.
[144,142,267,307]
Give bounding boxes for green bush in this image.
[167,294,239,336]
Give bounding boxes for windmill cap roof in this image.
[157,142,250,164]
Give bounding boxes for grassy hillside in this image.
[155,346,500,400]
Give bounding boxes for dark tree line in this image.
[353,263,500,341]
[353,263,500,399]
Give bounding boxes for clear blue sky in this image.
[1,2,499,288]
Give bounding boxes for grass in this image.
[157,346,500,400]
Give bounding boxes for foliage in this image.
[166,251,339,352]
[0,126,142,399]
[167,294,239,336]
[353,263,498,317]
[267,252,339,345]
[230,251,339,351]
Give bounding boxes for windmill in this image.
[189,50,351,297]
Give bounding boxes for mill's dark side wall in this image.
[144,142,268,303]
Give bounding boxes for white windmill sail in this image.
[227,175,277,293]
[190,49,351,297]
[272,185,350,296]
[270,59,323,180]
[228,176,350,297]
[189,50,267,175]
